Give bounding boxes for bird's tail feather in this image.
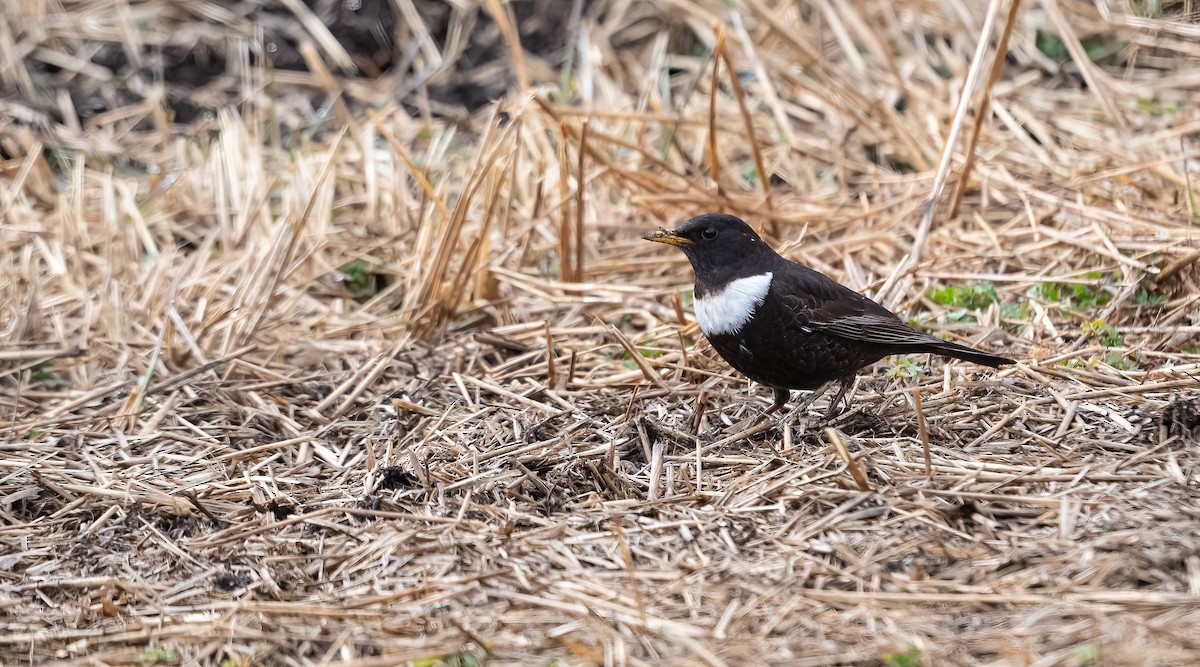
[922,339,1014,367]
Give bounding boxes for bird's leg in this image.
[823,375,858,420]
[788,381,832,417]
[749,388,791,427]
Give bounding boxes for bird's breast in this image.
[693,272,773,336]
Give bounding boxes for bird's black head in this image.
[643,213,778,284]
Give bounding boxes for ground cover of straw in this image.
[3,1,1200,665]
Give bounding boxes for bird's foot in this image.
[825,406,890,435]
[820,376,858,421]
[722,411,773,436]
[710,416,779,449]
[722,387,791,435]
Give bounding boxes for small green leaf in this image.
[906,312,933,328]
[1072,283,1109,308]
[1081,35,1126,63]
[999,300,1029,327]
[1033,280,1110,309]
[1136,98,1182,117]
[1083,319,1124,347]
[740,162,760,187]
[1073,642,1101,664]
[883,644,921,667]
[1034,282,1062,302]
[886,358,924,382]
[945,309,977,324]
[1104,351,1138,370]
[30,361,70,388]
[336,258,395,303]
[1036,30,1068,60]
[1133,287,1168,306]
[1128,0,1162,18]
[926,282,998,311]
[139,646,178,666]
[413,647,488,667]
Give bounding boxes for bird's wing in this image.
[774,267,941,347]
[809,312,941,346]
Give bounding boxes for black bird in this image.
[644,213,1014,421]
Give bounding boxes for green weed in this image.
[1036,31,1126,63]
[926,282,998,311]
[1104,351,1139,371]
[1033,277,1111,309]
[139,646,178,665]
[741,162,760,187]
[1073,642,1101,664]
[1133,287,1168,306]
[1137,98,1183,117]
[999,300,1030,330]
[886,358,924,382]
[338,258,394,303]
[30,361,70,388]
[1083,318,1124,347]
[413,646,488,667]
[882,644,921,667]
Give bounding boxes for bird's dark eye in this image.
[702,227,717,240]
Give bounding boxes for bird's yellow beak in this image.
[642,228,691,246]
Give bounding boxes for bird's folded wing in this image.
[809,313,940,346]
[773,269,940,347]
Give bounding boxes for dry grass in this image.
[3,0,1200,665]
